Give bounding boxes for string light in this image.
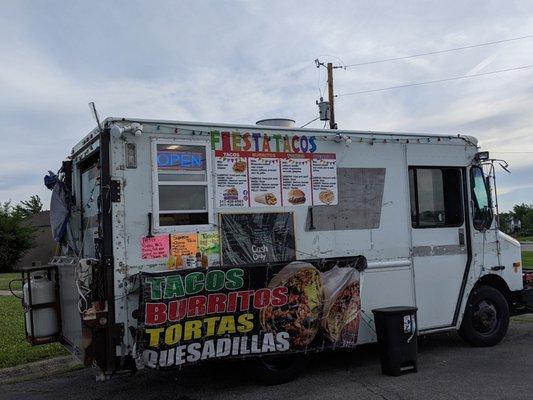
[115,120,468,149]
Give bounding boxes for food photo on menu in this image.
[319,189,335,205]
[288,188,306,204]
[233,159,247,173]
[254,192,278,206]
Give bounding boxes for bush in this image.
[0,202,36,272]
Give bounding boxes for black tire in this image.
[459,285,510,347]
[247,354,308,385]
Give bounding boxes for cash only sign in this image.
[136,257,367,369]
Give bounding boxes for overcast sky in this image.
[1,0,532,211]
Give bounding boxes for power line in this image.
[336,65,533,97]
[342,34,533,68]
[300,117,320,128]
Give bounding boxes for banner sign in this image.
[219,212,295,265]
[136,256,366,369]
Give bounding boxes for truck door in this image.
[80,156,100,258]
[409,167,468,330]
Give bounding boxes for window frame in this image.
[409,166,465,229]
[151,138,214,232]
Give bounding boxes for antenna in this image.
[88,101,103,131]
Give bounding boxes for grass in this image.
[0,272,22,291]
[517,236,533,242]
[522,251,533,270]
[0,296,66,369]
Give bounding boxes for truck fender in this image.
[472,274,512,307]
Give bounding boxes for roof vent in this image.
[255,118,295,128]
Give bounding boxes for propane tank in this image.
[23,273,59,339]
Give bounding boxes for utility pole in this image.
[316,59,339,130]
[327,62,336,129]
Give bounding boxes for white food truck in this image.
[19,117,532,383]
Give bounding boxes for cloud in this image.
[0,0,532,210]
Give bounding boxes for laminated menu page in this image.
[280,156,312,206]
[312,155,338,205]
[248,155,282,207]
[215,153,249,207]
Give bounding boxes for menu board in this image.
[219,212,295,265]
[249,156,281,207]
[214,150,337,208]
[312,155,338,205]
[215,155,249,207]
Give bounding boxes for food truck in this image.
[18,117,533,383]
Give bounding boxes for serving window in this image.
[152,140,213,229]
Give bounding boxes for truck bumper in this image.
[511,288,533,315]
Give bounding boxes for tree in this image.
[498,212,511,233]
[0,201,36,272]
[12,195,43,219]
[510,203,533,235]
[512,203,532,223]
[522,209,533,235]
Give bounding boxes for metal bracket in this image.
[110,180,121,202]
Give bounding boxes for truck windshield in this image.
[470,166,493,231]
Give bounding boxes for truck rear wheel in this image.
[459,285,509,347]
[248,354,308,385]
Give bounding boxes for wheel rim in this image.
[472,299,499,336]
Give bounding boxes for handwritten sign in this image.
[198,231,220,255]
[170,234,198,257]
[141,235,170,259]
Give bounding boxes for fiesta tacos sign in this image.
[137,257,366,369]
[210,131,318,154]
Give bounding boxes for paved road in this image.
[3,317,533,400]
[0,290,21,297]
[521,242,533,251]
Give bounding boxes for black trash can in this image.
[372,306,418,376]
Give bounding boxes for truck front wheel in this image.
[459,285,509,347]
[247,354,308,385]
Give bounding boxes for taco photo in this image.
[233,160,247,173]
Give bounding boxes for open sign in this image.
[157,151,205,170]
